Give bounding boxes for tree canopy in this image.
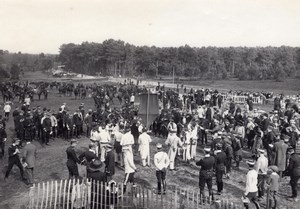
[58,40,300,81]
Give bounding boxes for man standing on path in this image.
[154,143,170,195]
[256,149,268,199]
[21,138,37,186]
[138,127,152,167]
[66,139,82,179]
[165,134,182,170]
[196,147,215,201]
[243,160,260,209]
[285,148,300,202]
[4,139,25,182]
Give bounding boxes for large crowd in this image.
[1,80,300,209]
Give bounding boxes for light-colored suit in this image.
[22,142,37,184]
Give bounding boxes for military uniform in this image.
[196,153,215,200]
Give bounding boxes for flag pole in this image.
[146,87,150,128]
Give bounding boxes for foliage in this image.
[57,40,300,81]
[10,64,20,80]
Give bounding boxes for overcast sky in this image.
[0,0,299,54]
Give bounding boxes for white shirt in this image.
[154,151,170,171]
[197,107,205,119]
[24,97,30,105]
[50,115,58,127]
[121,131,134,151]
[4,104,11,113]
[130,95,135,103]
[245,169,258,194]
[114,131,123,142]
[256,154,268,175]
[138,132,152,146]
[98,130,111,144]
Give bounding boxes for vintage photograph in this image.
[0,0,300,208]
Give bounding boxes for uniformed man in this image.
[285,147,300,202]
[196,147,215,201]
[154,143,170,195]
[214,143,227,195]
[243,160,260,209]
[66,139,81,178]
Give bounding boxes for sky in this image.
[0,0,299,54]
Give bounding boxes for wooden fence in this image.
[28,178,244,209]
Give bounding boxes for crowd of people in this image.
[1,80,300,209]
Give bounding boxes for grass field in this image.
[0,71,298,209]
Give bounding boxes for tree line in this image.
[0,50,55,81]
[58,39,300,81]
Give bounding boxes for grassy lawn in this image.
[0,71,298,208]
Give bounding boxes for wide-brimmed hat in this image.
[268,165,279,173]
[88,160,103,172]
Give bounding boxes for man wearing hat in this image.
[256,149,268,199]
[167,117,177,140]
[196,147,215,201]
[266,165,279,209]
[154,143,170,195]
[138,127,152,167]
[285,147,300,201]
[84,109,93,137]
[274,135,289,177]
[243,160,260,209]
[4,138,25,181]
[42,112,52,145]
[214,143,227,195]
[79,143,97,175]
[87,159,106,182]
[66,139,81,178]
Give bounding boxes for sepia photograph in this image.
[0,0,300,208]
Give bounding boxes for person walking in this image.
[123,146,136,193]
[285,148,300,202]
[66,139,81,179]
[256,149,268,199]
[165,134,182,170]
[21,138,37,186]
[154,143,170,195]
[4,139,25,182]
[243,160,260,209]
[196,147,215,201]
[214,143,227,195]
[138,127,152,167]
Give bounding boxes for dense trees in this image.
[58,40,300,81]
[0,51,55,80]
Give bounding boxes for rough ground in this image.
[0,71,299,208]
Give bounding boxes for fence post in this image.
[36,183,40,209]
[266,188,270,209]
[29,184,35,209]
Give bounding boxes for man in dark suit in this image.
[104,144,115,182]
[285,148,300,201]
[87,159,106,182]
[214,143,227,195]
[66,139,82,178]
[21,138,37,185]
[196,147,215,201]
[0,122,7,159]
[4,139,25,181]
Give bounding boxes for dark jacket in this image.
[66,146,81,166]
[287,153,300,177]
[214,151,227,171]
[79,150,97,164]
[105,150,115,176]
